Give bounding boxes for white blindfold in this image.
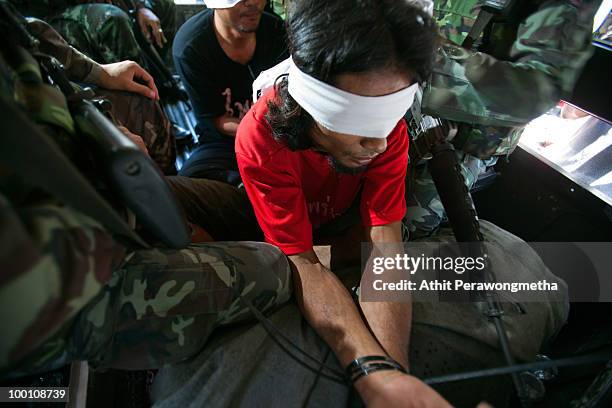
[253,58,417,138]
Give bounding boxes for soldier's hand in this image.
[137,8,167,48]
[98,61,159,100]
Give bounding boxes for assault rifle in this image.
[116,0,189,103]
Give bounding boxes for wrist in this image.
[96,64,111,87]
[84,63,103,85]
[346,355,408,399]
[354,369,405,402]
[346,355,407,382]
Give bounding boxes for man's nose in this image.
[360,137,387,154]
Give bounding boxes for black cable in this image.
[240,296,348,383]
[485,291,529,405]
[302,348,333,408]
[424,353,612,385]
[241,294,612,399]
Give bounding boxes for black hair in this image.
[266,0,438,150]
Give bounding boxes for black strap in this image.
[408,121,453,166]
[346,355,407,383]
[462,9,494,49]
[427,141,484,243]
[409,127,441,165]
[0,95,148,248]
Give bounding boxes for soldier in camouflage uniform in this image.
[27,17,264,243]
[0,11,291,378]
[404,0,601,239]
[9,0,176,65]
[28,17,177,174]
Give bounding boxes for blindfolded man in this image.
[235,1,449,405]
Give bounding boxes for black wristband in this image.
[345,355,407,384]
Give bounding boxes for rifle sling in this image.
[409,127,442,166]
[409,125,485,245]
[427,140,484,243]
[462,9,494,49]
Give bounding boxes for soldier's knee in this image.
[235,242,292,304]
[102,6,134,33]
[252,243,292,286]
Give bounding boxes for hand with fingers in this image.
[97,60,159,100]
[358,371,454,408]
[357,370,496,408]
[137,7,167,48]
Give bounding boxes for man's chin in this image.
[237,17,261,33]
[237,25,259,33]
[328,156,368,175]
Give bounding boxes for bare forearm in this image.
[297,223,412,368]
[287,228,445,405]
[360,301,411,368]
[289,255,385,367]
[362,222,412,367]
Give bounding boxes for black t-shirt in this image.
[173,9,288,141]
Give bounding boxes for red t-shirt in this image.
[235,90,408,255]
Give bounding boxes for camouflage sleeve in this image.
[271,0,287,19]
[422,0,600,127]
[7,0,68,19]
[0,192,125,374]
[25,18,103,84]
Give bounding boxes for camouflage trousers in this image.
[48,0,176,65]
[404,150,498,240]
[8,242,292,377]
[98,89,177,175]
